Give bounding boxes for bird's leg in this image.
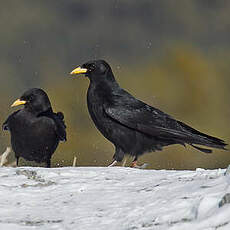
[108,160,118,167]
[46,159,51,168]
[121,156,127,167]
[108,148,124,167]
[16,157,19,167]
[130,156,148,169]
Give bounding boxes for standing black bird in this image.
[70,60,227,167]
[3,88,66,167]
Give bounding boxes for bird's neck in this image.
[90,77,119,91]
[88,79,121,108]
[38,108,53,117]
[26,106,53,117]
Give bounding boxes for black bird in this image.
[70,60,227,167]
[3,88,66,167]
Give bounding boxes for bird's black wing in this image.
[104,91,226,151]
[52,112,67,142]
[2,110,20,131]
[104,100,188,140]
[42,111,66,142]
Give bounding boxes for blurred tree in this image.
[0,1,229,169]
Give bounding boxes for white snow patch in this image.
[0,167,229,230]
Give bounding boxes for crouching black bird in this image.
[3,88,66,167]
[70,60,227,167]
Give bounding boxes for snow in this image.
[0,167,230,230]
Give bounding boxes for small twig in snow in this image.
[0,147,11,166]
[72,156,77,167]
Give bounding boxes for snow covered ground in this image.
[0,167,230,230]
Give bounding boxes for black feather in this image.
[190,144,212,154]
[73,60,227,163]
[3,88,66,167]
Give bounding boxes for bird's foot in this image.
[130,161,148,169]
[108,160,118,167]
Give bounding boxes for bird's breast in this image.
[10,113,55,138]
[87,87,114,136]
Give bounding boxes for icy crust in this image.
[0,167,229,230]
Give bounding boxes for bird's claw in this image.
[131,161,148,169]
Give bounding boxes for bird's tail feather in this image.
[178,121,227,152]
[189,144,212,154]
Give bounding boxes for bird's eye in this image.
[89,64,96,72]
[29,95,34,101]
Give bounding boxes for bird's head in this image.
[70,60,115,83]
[11,88,52,115]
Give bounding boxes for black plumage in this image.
[70,60,227,167]
[3,88,66,167]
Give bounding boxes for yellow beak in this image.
[70,67,88,75]
[11,99,27,107]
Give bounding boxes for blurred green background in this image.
[0,1,230,169]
